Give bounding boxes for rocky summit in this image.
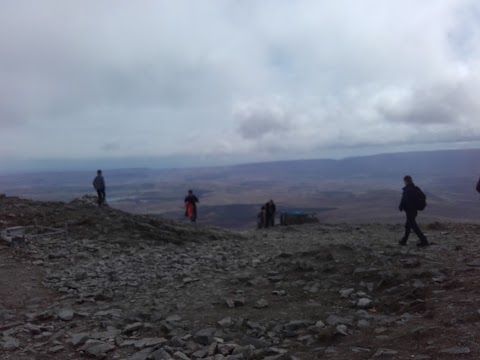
[1,196,480,359]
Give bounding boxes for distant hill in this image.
[1,148,480,228]
[215,148,480,183]
[1,148,480,186]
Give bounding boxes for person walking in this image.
[93,169,106,206]
[184,189,199,222]
[398,175,428,247]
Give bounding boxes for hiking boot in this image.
[417,240,429,247]
[399,239,407,246]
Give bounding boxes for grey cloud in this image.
[234,103,294,140]
[378,81,480,125]
[101,142,121,152]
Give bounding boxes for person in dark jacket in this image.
[257,206,266,229]
[476,177,480,193]
[265,200,276,227]
[399,175,428,247]
[184,190,199,222]
[92,169,106,206]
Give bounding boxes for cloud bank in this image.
[1,0,480,166]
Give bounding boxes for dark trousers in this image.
[267,213,275,227]
[402,211,426,243]
[96,188,106,205]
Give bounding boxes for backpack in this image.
[415,186,427,211]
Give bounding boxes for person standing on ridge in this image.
[265,200,276,227]
[398,175,428,247]
[93,169,106,206]
[184,190,199,222]
[257,205,266,229]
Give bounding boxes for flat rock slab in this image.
[80,340,115,357]
[123,322,144,334]
[2,337,20,351]
[127,348,152,360]
[372,348,398,357]
[70,332,90,347]
[326,315,353,326]
[440,346,470,354]
[151,348,172,360]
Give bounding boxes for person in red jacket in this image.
[184,190,199,222]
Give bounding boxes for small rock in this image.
[70,332,90,347]
[91,328,120,340]
[284,320,308,332]
[440,346,470,354]
[194,328,216,345]
[128,348,152,360]
[173,351,190,360]
[134,337,167,349]
[49,345,65,353]
[192,349,208,358]
[372,348,398,357]
[168,336,185,348]
[182,277,198,284]
[240,335,271,348]
[339,288,355,298]
[351,347,371,353]
[25,323,42,335]
[234,297,246,307]
[326,315,352,326]
[123,322,144,334]
[2,337,20,351]
[254,299,269,309]
[80,340,115,357]
[314,320,325,328]
[166,314,182,322]
[217,317,234,327]
[335,325,348,336]
[58,308,74,321]
[232,345,255,358]
[356,298,372,309]
[151,348,172,360]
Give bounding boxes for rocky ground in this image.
[1,195,480,359]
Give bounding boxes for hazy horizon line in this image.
[1,146,480,176]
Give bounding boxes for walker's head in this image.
[403,175,413,185]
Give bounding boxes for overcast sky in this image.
[1,0,480,170]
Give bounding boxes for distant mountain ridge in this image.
[225,148,480,182]
[1,148,479,187]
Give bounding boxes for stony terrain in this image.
[1,195,480,359]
